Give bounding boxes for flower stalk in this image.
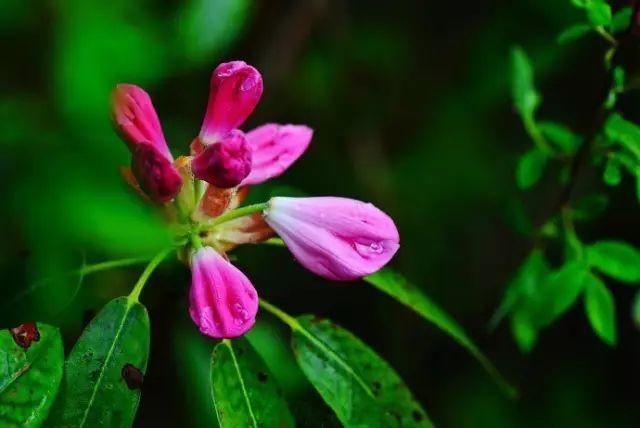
[129,248,172,302]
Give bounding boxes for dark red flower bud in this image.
[192,130,252,188]
[132,143,183,203]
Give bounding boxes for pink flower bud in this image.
[112,84,172,160]
[200,61,263,142]
[242,124,313,186]
[189,246,259,338]
[263,197,400,281]
[131,143,183,203]
[192,130,252,188]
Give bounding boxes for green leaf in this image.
[516,148,548,190]
[510,47,540,119]
[557,24,592,44]
[527,262,590,328]
[586,1,612,26]
[48,297,150,427]
[210,338,294,428]
[583,274,617,345]
[365,269,516,398]
[0,323,63,427]
[570,193,609,221]
[603,158,622,186]
[604,113,640,159]
[493,249,550,328]
[292,315,432,427]
[510,312,538,353]
[586,241,640,283]
[538,121,582,153]
[611,6,631,32]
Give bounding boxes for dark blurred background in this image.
[2,0,640,426]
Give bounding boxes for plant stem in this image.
[259,298,300,330]
[191,232,203,249]
[128,248,172,302]
[80,257,150,275]
[524,115,554,156]
[3,256,153,309]
[204,202,268,228]
[595,26,617,46]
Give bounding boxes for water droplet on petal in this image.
[354,241,385,257]
[369,242,384,254]
[232,303,250,325]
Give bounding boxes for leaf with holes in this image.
[292,315,432,427]
[48,297,150,427]
[210,338,293,428]
[0,323,63,427]
[365,269,516,398]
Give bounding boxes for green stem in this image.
[80,257,150,275]
[128,249,172,302]
[524,115,554,156]
[194,179,206,205]
[561,207,583,260]
[191,232,203,249]
[204,202,268,228]
[3,256,153,309]
[259,298,300,330]
[595,26,617,46]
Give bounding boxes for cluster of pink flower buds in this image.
[112,61,400,338]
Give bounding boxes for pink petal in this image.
[192,130,252,188]
[112,84,172,160]
[200,61,263,143]
[131,143,183,203]
[189,247,259,338]
[242,124,313,186]
[263,197,400,281]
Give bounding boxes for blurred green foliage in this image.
[3,0,640,426]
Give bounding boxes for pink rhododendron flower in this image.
[191,61,263,187]
[112,60,400,339]
[264,197,400,281]
[112,84,182,203]
[190,246,258,338]
[199,61,263,142]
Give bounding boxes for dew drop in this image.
[369,242,384,254]
[232,303,250,325]
[354,241,385,256]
